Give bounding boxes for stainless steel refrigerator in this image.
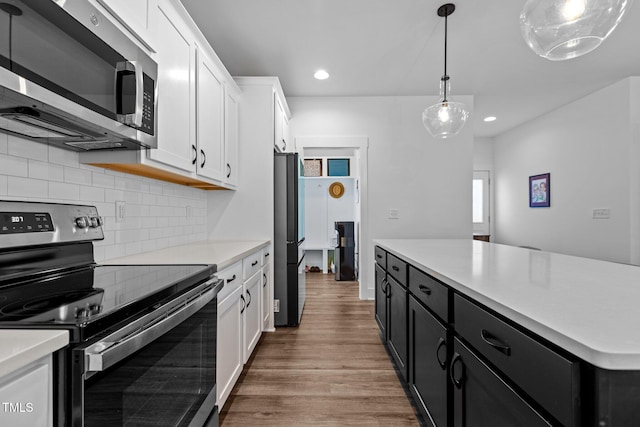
[274,152,306,326]
[334,221,356,281]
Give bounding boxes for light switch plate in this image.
[388,209,399,219]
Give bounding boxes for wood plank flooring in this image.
[220,272,420,426]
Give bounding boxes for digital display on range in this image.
[0,212,54,234]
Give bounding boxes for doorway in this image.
[473,170,491,239]
[295,136,370,300]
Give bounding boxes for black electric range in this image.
[0,201,221,427]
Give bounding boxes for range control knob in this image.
[75,216,88,229]
[89,216,103,228]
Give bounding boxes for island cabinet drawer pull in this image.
[449,352,464,389]
[418,285,432,296]
[265,252,270,258]
[436,337,447,369]
[251,260,258,267]
[376,254,382,259]
[481,329,512,356]
[392,266,400,272]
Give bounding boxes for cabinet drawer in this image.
[409,266,449,323]
[387,253,407,287]
[217,262,242,301]
[454,294,579,426]
[374,246,386,270]
[243,251,262,280]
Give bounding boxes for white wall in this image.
[289,95,474,298]
[493,77,639,264]
[0,135,208,262]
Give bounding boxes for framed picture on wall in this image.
[529,173,550,208]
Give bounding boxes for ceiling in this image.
[180,0,640,138]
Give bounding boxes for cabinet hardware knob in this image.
[449,352,464,389]
[263,273,267,287]
[265,252,270,257]
[282,139,287,150]
[418,285,432,296]
[200,149,206,168]
[381,278,388,294]
[240,294,245,313]
[480,329,512,356]
[252,260,258,266]
[227,274,236,283]
[246,289,251,307]
[192,145,197,165]
[227,163,231,178]
[392,266,400,272]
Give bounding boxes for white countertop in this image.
[375,239,640,370]
[103,240,270,271]
[0,330,68,378]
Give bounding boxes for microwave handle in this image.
[85,280,220,372]
[115,60,144,127]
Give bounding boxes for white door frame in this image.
[296,136,371,300]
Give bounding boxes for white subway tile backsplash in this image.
[49,181,80,201]
[29,159,64,182]
[80,185,104,202]
[64,167,92,185]
[48,145,79,167]
[8,136,49,162]
[1,153,29,177]
[8,177,48,198]
[1,135,209,262]
[92,172,115,188]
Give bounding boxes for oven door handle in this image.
[84,278,222,373]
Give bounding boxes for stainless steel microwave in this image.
[0,0,157,151]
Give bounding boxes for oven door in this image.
[71,279,222,427]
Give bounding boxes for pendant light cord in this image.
[442,13,448,102]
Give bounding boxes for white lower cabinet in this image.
[262,248,272,331]
[0,355,52,427]
[216,262,243,411]
[243,265,263,364]
[216,248,265,410]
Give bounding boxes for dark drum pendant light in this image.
[422,3,469,139]
[520,0,634,61]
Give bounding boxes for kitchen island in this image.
[374,239,640,427]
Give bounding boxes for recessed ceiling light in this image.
[314,70,329,80]
[483,116,497,122]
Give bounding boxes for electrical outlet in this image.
[592,208,610,219]
[115,200,126,223]
[388,209,399,219]
[274,299,280,313]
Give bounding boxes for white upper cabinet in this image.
[224,85,240,187]
[95,0,155,52]
[80,0,242,190]
[274,94,292,152]
[148,0,196,172]
[196,47,225,181]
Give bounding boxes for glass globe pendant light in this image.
[520,0,633,61]
[422,3,469,139]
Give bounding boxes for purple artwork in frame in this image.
[529,173,550,208]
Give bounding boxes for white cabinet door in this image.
[243,272,262,363]
[216,284,243,411]
[148,0,196,172]
[261,261,271,331]
[196,47,225,181]
[224,86,239,186]
[0,355,52,427]
[95,0,153,51]
[282,112,291,152]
